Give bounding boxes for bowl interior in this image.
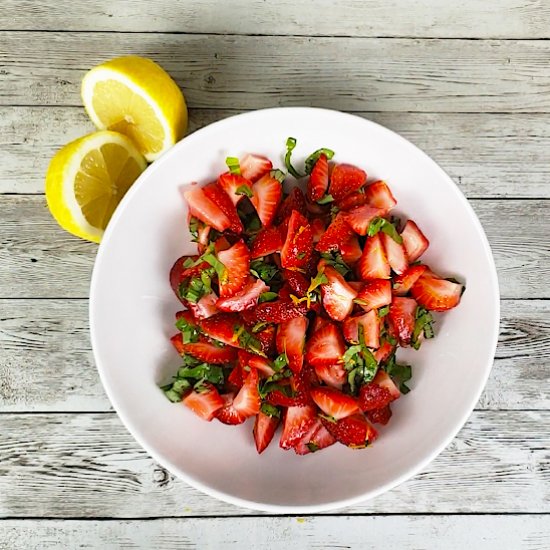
[90,107,499,512]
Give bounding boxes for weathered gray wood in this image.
[1,516,549,549]
[3,107,550,198]
[2,33,550,112]
[1,411,548,516]
[0,299,547,412]
[1,195,547,299]
[3,0,550,38]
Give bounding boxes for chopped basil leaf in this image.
[273,353,288,371]
[270,169,286,183]
[250,259,280,283]
[189,217,200,240]
[344,328,379,393]
[179,276,210,303]
[284,137,304,179]
[236,184,253,198]
[296,251,306,260]
[183,257,195,268]
[178,364,224,385]
[304,147,335,175]
[251,321,269,333]
[316,194,334,205]
[320,252,351,277]
[242,211,262,233]
[164,388,184,402]
[367,217,403,244]
[411,306,435,349]
[260,403,281,418]
[175,317,200,344]
[378,305,390,318]
[203,253,226,281]
[259,379,290,399]
[307,442,320,453]
[259,291,278,303]
[235,325,264,356]
[225,156,241,175]
[384,353,412,394]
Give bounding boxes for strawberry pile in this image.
[162,139,464,454]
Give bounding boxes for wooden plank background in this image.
[1,0,549,548]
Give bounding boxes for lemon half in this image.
[81,56,187,162]
[46,131,146,243]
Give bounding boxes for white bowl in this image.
[90,107,499,513]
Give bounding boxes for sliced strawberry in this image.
[342,310,380,348]
[316,214,355,254]
[280,210,313,269]
[216,277,269,312]
[358,233,391,280]
[175,309,196,324]
[200,313,242,347]
[276,316,308,373]
[329,163,367,202]
[310,314,331,333]
[240,153,273,182]
[217,240,250,298]
[233,368,261,418]
[373,369,401,401]
[373,341,395,363]
[392,264,427,296]
[248,299,309,324]
[196,223,211,254]
[282,269,310,297]
[340,235,363,266]
[307,153,329,202]
[183,186,231,232]
[314,363,347,390]
[253,411,280,453]
[277,187,307,222]
[367,405,392,425]
[321,413,378,448]
[388,296,418,346]
[186,292,219,320]
[280,404,317,450]
[311,387,359,420]
[410,271,463,311]
[203,182,243,234]
[218,172,254,206]
[342,205,385,236]
[251,172,283,227]
[337,190,369,211]
[182,383,225,421]
[170,333,185,355]
[255,324,277,356]
[238,349,275,378]
[216,393,246,425]
[355,279,392,312]
[358,383,392,412]
[310,217,326,244]
[365,180,397,211]
[227,364,244,389]
[250,226,283,259]
[321,266,358,321]
[400,220,429,262]
[169,255,193,300]
[182,337,238,364]
[305,322,346,366]
[380,232,408,275]
[294,418,336,455]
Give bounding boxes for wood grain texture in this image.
[1,516,549,550]
[2,33,550,112]
[1,299,547,412]
[3,0,550,38]
[3,107,550,198]
[1,195,547,299]
[1,411,549,517]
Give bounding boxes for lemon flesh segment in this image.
[82,56,187,162]
[46,131,146,243]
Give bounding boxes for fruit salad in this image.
[162,139,464,454]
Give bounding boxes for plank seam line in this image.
[1,512,549,521]
[2,30,550,40]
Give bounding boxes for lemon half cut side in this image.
[81,56,188,162]
[45,131,146,243]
